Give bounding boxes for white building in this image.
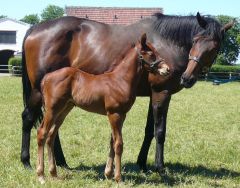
[0,18,30,69]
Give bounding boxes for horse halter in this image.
[138,54,165,73]
[189,54,210,73]
[188,55,201,65]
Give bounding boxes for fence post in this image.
[205,73,208,81]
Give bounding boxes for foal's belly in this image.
[75,101,107,116]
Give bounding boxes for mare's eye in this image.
[202,66,209,73]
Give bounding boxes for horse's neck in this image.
[113,47,140,83]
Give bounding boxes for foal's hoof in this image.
[38,176,46,184]
[114,175,122,183]
[104,169,114,179]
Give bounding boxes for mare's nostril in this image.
[180,75,186,85]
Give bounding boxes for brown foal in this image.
[37,34,169,183]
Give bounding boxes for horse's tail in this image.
[22,27,32,107]
[22,26,43,125]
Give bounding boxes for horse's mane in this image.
[151,13,223,49]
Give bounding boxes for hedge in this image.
[210,64,240,73]
[8,57,22,75]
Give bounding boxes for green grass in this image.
[0,76,239,187]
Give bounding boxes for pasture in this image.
[0,76,239,187]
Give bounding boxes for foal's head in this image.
[137,33,170,76]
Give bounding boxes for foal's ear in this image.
[196,12,207,29]
[140,33,147,49]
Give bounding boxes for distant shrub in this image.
[8,57,22,75]
[210,65,240,73]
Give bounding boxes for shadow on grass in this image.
[68,162,240,186]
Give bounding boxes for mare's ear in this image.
[140,33,147,49]
[196,12,207,29]
[221,19,235,33]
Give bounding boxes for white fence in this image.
[0,65,22,76]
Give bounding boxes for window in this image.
[0,31,16,44]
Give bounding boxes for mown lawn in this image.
[0,76,239,187]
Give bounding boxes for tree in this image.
[215,15,240,65]
[41,5,64,22]
[20,14,40,25]
[0,15,7,19]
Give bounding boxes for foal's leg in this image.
[46,126,58,178]
[107,113,126,182]
[37,112,54,183]
[137,99,154,171]
[152,91,171,173]
[46,104,74,178]
[104,135,115,178]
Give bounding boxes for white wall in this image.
[0,19,30,52]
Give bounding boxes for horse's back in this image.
[24,16,132,89]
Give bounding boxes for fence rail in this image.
[0,65,22,76]
[199,72,240,82]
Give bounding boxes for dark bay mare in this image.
[21,12,233,173]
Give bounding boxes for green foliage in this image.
[41,4,64,22]
[8,57,22,74]
[20,14,40,25]
[0,15,7,19]
[237,34,240,45]
[0,78,239,187]
[215,15,240,65]
[210,64,240,73]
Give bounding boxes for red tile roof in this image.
[65,6,163,25]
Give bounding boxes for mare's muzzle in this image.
[180,55,200,88]
[180,73,197,88]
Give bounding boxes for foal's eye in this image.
[147,51,153,56]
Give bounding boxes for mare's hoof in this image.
[137,161,147,173]
[23,163,32,170]
[21,158,32,169]
[154,166,165,175]
[57,163,70,170]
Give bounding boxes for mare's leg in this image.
[152,91,171,173]
[137,99,154,171]
[37,112,54,184]
[47,105,73,177]
[107,113,126,182]
[104,135,114,178]
[21,89,42,169]
[54,132,68,168]
[21,89,67,169]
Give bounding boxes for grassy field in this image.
[0,76,239,187]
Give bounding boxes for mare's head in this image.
[181,12,234,88]
[137,33,170,76]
